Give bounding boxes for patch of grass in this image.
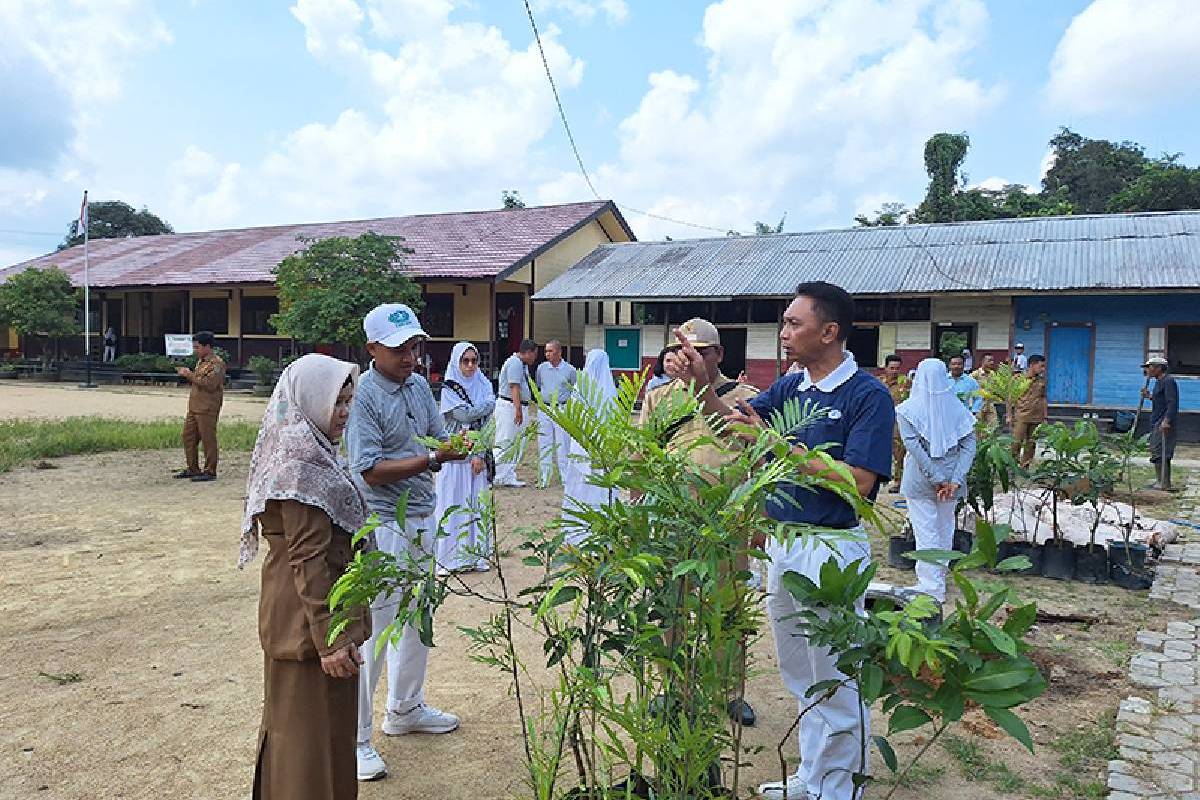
[1050,712,1118,770]
[1028,775,1108,799]
[1095,640,1132,669]
[941,734,1029,794]
[37,670,83,685]
[0,417,259,474]
[881,762,945,789]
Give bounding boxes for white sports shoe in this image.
[356,743,387,781]
[757,773,813,800]
[382,703,460,735]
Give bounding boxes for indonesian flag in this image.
[79,190,88,236]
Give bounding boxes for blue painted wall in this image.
[1012,294,1200,411]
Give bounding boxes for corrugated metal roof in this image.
[533,210,1200,300]
[0,201,631,289]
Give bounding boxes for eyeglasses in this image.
[461,357,479,364]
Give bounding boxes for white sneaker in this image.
[382,703,460,735]
[356,743,387,781]
[474,561,491,573]
[757,773,812,800]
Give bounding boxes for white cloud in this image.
[534,0,629,25]
[1046,0,1200,115]
[153,0,587,229]
[536,0,1001,238]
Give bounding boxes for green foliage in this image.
[271,232,422,348]
[913,133,971,223]
[502,190,526,209]
[1108,155,1200,212]
[784,518,1044,798]
[1043,128,1148,214]
[330,375,881,798]
[113,348,231,373]
[0,267,80,353]
[61,200,173,250]
[247,355,277,385]
[966,427,1020,521]
[753,214,787,235]
[855,202,908,227]
[0,417,258,474]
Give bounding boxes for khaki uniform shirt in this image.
[972,368,998,428]
[256,499,371,661]
[1014,374,1047,423]
[881,374,910,406]
[187,353,225,415]
[638,373,759,472]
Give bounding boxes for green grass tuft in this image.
[0,417,259,474]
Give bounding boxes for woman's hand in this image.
[470,457,485,476]
[320,644,363,678]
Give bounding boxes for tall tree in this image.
[60,200,174,250]
[1108,155,1200,212]
[910,133,971,223]
[271,232,423,350]
[0,267,80,360]
[1042,128,1148,214]
[501,190,526,210]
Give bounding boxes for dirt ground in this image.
[0,382,268,423]
[2,384,1195,799]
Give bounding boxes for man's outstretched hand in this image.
[724,398,766,444]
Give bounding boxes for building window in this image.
[666,301,709,323]
[193,298,229,334]
[750,299,785,323]
[242,295,279,335]
[1164,325,1200,376]
[854,297,930,322]
[713,299,750,324]
[422,293,454,338]
[633,302,666,325]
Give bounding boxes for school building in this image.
[534,210,1200,435]
[0,200,635,374]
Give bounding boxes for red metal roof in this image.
[0,200,629,288]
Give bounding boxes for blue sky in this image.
[2,0,1199,265]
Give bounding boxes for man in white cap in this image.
[1141,356,1179,491]
[1012,342,1028,373]
[345,303,469,781]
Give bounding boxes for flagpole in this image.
[80,190,96,389]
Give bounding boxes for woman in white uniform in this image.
[560,349,618,545]
[434,342,496,573]
[897,357,977,602]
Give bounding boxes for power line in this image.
[521,0,748,238]
[523,0,600,201]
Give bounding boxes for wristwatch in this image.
[427,450,442,473]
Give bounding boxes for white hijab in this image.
[440,341,494,413]
[896,357,977,458]
[579,349,618,411]
[239,353,368,567]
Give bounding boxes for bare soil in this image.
[0,382,268,422]
[1,387,1194,799]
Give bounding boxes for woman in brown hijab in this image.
[240,353,371,799]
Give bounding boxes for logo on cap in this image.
[389,308,412,326]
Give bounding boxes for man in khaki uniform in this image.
[879,354,909,492]
[637,317,761,727]
[1009,354,1047,468]
[175,331,226,482]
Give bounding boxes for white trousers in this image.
[536,409,571,487]
[357,516,432,744]
[906,497,956,602]
[102,345,116,362]
[766,532,871,800]
[493,400,529,485]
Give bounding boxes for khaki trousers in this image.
[183,412,220,475]
[1011,419,1039,467]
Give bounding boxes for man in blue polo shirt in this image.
[675,281,893,800]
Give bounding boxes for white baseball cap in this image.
[363,303,428,347]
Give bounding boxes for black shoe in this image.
[191,473,216,482]
[174,470,199,479]
[728,698,756,727]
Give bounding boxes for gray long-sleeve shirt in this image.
[444,394,495,433]
[346,367,447,519]
[898,416,977,502]
[1151,374,1179,428]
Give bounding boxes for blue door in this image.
[1047,325,1092,404]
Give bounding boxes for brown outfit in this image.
[881,374,910,486]
[1011,374,1047,467]
[254,499,371,800]
[182,353,225,475]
